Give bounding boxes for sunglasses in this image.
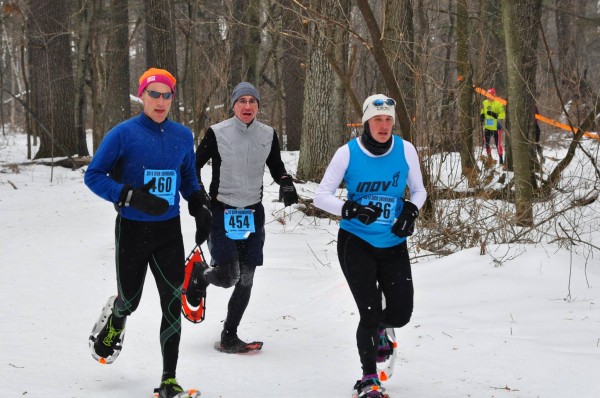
[372,98,395,107]
[237,98,258,106]
[145,89,173,100]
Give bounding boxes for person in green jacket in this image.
[480,87,506,165]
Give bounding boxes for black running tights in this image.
[337,228,414,375]
[112,215,185,378]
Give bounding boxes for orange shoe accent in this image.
[99,357,107,364]
[379,371,389,381]
[392,341,398,348]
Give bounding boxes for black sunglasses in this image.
[145,89,173,100]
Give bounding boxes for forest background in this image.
[1,0,599,256]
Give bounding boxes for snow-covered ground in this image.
[1,130,598,397]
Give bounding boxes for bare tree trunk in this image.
[228,0,261,95]
[145,0,180,122]
[73,0,92,157]
[105,0,131,128]
[555,0,578,95]
[281,0,306,151]
[456,0,477,184]
[246,0,261,86]
[383,0,416,125]
[181,0,199,138]
[296,0,349,181]
[501,0,542,226]
[356,1,413,143]
[89,0,106,153]
[439,0,456,148]
[229,0,244,95]
[28,0,78,159]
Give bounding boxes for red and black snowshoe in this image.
[181,246,209,323]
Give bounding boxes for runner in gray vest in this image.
[187,82,298,352]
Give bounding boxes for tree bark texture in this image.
[456,0,477,183]
[501,0,542,226]
[357,0,413,143]
[281,1,307,151]
[105,0,131,129]
[296,0,348,182]
[145,0,180,122]
[28,0,78,159]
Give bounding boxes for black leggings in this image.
[337,228,414,375]
[112,215,185,378]
[206,200,263,334]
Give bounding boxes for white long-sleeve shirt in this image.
[314,137,427,216]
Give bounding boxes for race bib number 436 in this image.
[359,194,397,225]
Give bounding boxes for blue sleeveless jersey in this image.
[340,136,409,248]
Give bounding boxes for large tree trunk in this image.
[229,0,244,95]
[383,0,416,124]
[356,1,412,143]
[246,0,261,86]
[145,0,180,122]
[104,0,131,129]
[501,0,542,226]
[89,0,106,153]
[555,0,578,96]
[28,0,78,159]
[73,0,92,157]
[281,0,306,151]
[228,0,261,100]
[296,0,349,182]
[456,0,477,184]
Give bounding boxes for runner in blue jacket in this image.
[84,68,211,398]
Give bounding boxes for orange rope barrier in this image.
[475,86,598,140]
[534,114,599,140]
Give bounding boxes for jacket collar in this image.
[139,112,170,131]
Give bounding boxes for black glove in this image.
[195,216,211,245]
[392,200,419,238]
[279,176,299,207]
[118,178,169,216]
[188,189,212,245]
[487,110,498,118]
[341,200,383,225]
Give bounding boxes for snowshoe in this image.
[214,340,263,354]
[376,328,397,381]
[89,295,126,364]
[182,246,209,323]
[214,329,263,354]
[153,378,200,398]
[352,375,389,398]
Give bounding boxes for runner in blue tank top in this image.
[314,94,427,398]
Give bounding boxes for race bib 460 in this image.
[144,169,177,205]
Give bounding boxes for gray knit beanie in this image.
[231,82,260,108]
